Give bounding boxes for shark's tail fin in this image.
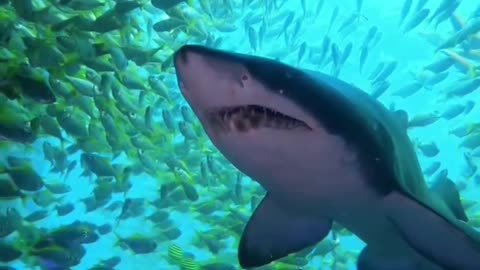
[430,173,468,222]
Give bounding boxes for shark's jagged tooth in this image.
[249,111,262,129]
[235,118,249,132]
[259,107,268,127]
[274,116,286,129]
[286,119,297,129]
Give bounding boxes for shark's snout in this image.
[174,45,199,65]
[174,45,202,93]
[172,45,316,134]
[174,45,212,67]
[173,45,247,95]
[175,46,189,65]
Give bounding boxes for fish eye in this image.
[129,112,136,117]
[241,74,248,81]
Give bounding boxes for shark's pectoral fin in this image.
[238,193,331,268]
[357,245,422,270]
[384,192,480,270]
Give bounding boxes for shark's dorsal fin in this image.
[238,193,331,268]
[431,175,468,222]
[393,110,409,130]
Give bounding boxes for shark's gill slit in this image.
[209,105,312,132]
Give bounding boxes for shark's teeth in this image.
[209,105,311,132]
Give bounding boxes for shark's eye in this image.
[241,74,248,81]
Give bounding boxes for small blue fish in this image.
[359,46,369,73]
[399,0,412,26]
[314,0,324,16]
[403,9,429,34]
[372,61,398,83]
[368,62,385,80]
[340,42,352,66]
[297,42,307,65]
[424,57,455,73]
[327,6,339,33]
[446,79,480,97]
[362,26,378,48]
[392,82,423,98]
[441,104,467,120]
[247,26,257,52]
[415,0,429,12]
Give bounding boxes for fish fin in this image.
[430,176,468,222]
[238,193,331,268]
[393,110,409,130]
[384,191,480,270]
[357,245,421,270]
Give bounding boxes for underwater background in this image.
[1,0,480,269]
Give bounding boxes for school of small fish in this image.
[0,0,479,269]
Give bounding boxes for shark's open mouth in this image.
[208,105,311,132]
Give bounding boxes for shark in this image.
[173,44,480,270]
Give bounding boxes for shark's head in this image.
[173,45,358,200]
[173,45,319,134]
